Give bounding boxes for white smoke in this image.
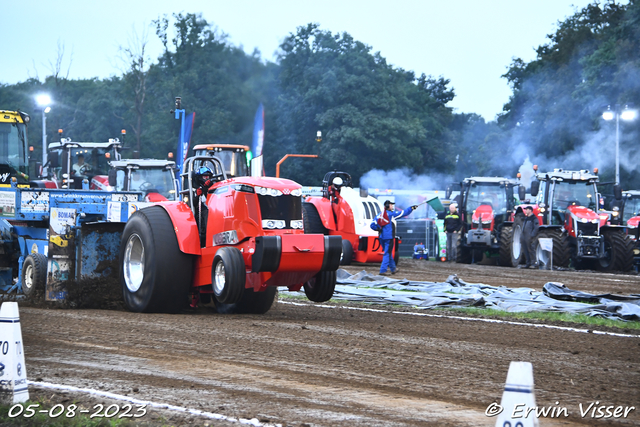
[360,168,452,191]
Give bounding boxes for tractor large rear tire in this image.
[340,239,353,265]
[21,253,47,298]
[455,235,472,264]
[511,214,525,266]
[212,247,246,305]
[304,270,336,302]
[598,230,635,272]
[302,203,327,234]
[498,225,515,267]
[120,206,193,313]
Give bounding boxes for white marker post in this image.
[495,361,538,427]
[0,302,29,404]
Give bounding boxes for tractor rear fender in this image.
[154,202,201,255]
[306,197,336,230]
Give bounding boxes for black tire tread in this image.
[340,239,353,265]
[303,202,328,234]
[498,225,514,267]
[21,253,48,297]
[121,206,193,313]
[538,228,570,268]
[234,287,277,314]
[601,229,635,272]
[304,270,336,302]
[212,247,246,304]
[455,234,472,264]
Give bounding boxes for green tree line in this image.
[1,2,639,188]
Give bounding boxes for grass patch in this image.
[279,293,640,331]
[442,307,640,330]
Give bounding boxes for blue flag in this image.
[176,111,195,172]
[252,103,264,157]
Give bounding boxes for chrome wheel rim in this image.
[512,225,522,260]
[214,261,226,295]
[23,264,34,291]
[124,234,144,292]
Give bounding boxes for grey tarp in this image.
[283,269,640,321]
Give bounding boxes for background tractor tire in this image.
[302,203,328,234]
[455,235,472,264]
[498,225,515,267]
[120,206,193,313]
[510,214,525,266]
[217,286,277,315]
[544,229,571,268]
[304,270,336,302]
[340,239,354,265]
[598,230,635,272]
[212,247,246,305]
[21,253,47,298]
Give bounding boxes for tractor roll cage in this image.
[322,171,353,199]
[180,156,228,213]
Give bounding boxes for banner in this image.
[251,103,264,157]
[177,112,195,172]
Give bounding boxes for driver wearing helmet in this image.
[329,176,344,203]
[195,166,215,197]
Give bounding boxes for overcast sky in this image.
[3,0,608,121]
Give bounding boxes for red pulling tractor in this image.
[119,156,342,314]
[302,171,399,265]
[529,168,634,271]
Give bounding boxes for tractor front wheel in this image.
[340,239,353,265]
[455,234,472,264]
[21,253,47,298]
[598,230,635,272]
[498,225,515,267]
[120,206,193,313]
[304,270,336,302]
[217,286,277,314]
[212,247,246,304]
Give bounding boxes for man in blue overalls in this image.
[371,200,417,275]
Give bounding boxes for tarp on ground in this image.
[284,269,640,322]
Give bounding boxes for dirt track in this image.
[15,260,640,426]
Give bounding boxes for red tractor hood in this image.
[472,205,494,222]
[567,205,604,225]
[628,216,640,228]
[218,176,302,194]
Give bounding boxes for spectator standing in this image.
[520,205,540,268]
[444,203,462,262]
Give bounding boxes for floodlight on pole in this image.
[35,94,52,177]
[602,104,637,185]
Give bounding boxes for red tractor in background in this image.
[529,168,634,271]
[449,177,525,266]
[303,171,399,265]
[610,190,640,268]
[119,155,342,314]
